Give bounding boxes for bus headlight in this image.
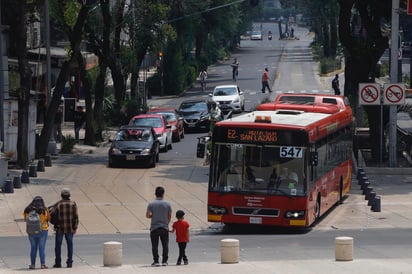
[208,206,227,215]
[285,210,305,219]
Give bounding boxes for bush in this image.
[319,57,341,75]
[60,135,76,154]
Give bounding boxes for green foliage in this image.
[187,65,197,87]
[319,57,341,75]
[60,135,76,154]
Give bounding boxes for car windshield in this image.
[214,88,237,96]
[179,102,208,112]
[115,129,153,142]
[252,31,261,36]
[151,112,176,122]
[131,117,162,128]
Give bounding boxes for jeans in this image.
[55,232,74,265]
[28,230,48,266]
[150,228,169,263]
[262,81,272,93]
[74,126,81,142]
[177,242,188,263]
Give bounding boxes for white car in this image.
[209,85,245,113]
[250,30,262,40]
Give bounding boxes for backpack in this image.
[26,210,42,234]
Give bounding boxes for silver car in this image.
[209,85,245,113]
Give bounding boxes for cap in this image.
[61,188,71,197]
[176,210,185,218]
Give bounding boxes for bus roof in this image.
[219,110,331,128]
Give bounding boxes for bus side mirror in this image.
[310,152,318,166]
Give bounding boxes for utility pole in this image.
[389,0,400,167]
[0,3,4,151]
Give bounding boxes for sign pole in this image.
[389,0,399,167]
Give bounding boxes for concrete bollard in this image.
[335,236,353,261]
[44,154,52,167]
[221,239,239,264]
[356,168,364,180]
[367,191,376,206]
[364,186,373,199]
[13,176,22,189]
[29,164,37,177]
[103,241,122,267]
[359,175,368,185]
[3,179,14,193]
[361,181,370,192]
[37,159,45,172]
[21,170,30,184]
[372,196,381,212]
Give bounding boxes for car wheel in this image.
[108,158,116,168]
[148,155,156,168]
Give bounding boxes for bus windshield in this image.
[209,143,307,196]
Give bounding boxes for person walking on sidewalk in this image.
[73,106,85,143]
[231,58,239,81]
[332,74,341,95]
[23,196,50,270]
[261,67,272,93]
[170,210,190,265]
[146,186,172,267]
[51,188,79,268]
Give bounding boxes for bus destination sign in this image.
[227,128,277,143]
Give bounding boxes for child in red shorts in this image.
[170,210,190,265]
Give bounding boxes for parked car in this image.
[209,84,245,113]
[129,114,172,152]
[108,125,160,168]
[177,99,212,132]
[250,30,262,40]
[147,107,185,142]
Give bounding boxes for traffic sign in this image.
[359,83,381,105]
[383,83,405,105]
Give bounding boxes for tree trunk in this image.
[37,5,90,158]
[13,0,31,168]
[338,0,389,162]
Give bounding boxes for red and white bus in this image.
[207,94,353,227]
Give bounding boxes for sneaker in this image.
[151,262,160,267]
[184,260,189,265]
[29,265,35,270]
[176,261,181,265]
[41,265,48,269]
[66,263,72,268]
[161,262,168,266]
[52,264,61,268]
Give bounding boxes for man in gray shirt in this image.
[146,186,172,266]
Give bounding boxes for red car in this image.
[147,107,185,142]
[129,114,172,152]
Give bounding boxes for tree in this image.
[338,0,391,161]
[7,0,32,168]
[37,2,90,158]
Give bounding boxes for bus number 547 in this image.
[280,146,303,158]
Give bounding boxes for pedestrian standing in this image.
[332,74,341,95]
[54,106,63,143]
[23,196,50,270]
[146,186,172,267]
[52,188,79,268]
[231,58,239,81]
[198,69,208,91]
[170,210,190,265]
[73,106,85,143]
[261,67,272,93]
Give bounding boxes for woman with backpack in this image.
[23,196,50,269]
